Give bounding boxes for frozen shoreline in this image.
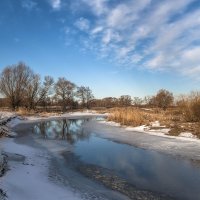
[0,111,107,200]
[1,111,200,199]
[0,137,82,200]
[0,112,129,200]
[98,120,199,142]
[1,110,198,142]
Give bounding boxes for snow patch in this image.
[0,112,15,119]
[179,132,197,139]
[0,138,81,200]
[98,120,121,127]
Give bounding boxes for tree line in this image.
[0,62,94,111]
[91,90,174,110]
[0,62,175,111]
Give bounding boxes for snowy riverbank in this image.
[1,111,200,199]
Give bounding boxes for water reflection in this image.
[74,136,200,200]
[32,118,200,200]
[33,118,90,144]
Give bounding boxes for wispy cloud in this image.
[49,0,61,10]
[82,0,108,15]
[21,0,37,10]
[66,0,200,77]
[74,18,90,31]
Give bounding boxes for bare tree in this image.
[133,97,143,107]
[55,77,76,112]
[38,76,54,109]
[118,95,132,107]
[76,86,86,108]
[77,86,94,109]
[154,89,174,110]
[0,62,33,110]
[85,87,94,109]
[25,74,41,110]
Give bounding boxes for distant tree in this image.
[0,62,33,110]
[118,95,132,107]
[25,74,41,110]
[143,96,151,106]
[85,87,94,109]
[38,76,54,108]
[55,77,76,112]
[154,89,174,110]
[133,97,143,107]
[76,86,86,107]
[77,86,94,109]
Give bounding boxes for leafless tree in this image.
[0,62,33,110]
[76,86,86,107]
[38,76,54,108]
[133,97,143,107]
[25,74,41,110]
[154,89,174,110]
[55,77,76,112]
[85,87,94,109]
[118,95,132,107]
[77,86,94,109]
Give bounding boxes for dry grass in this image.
[16,108,36,116]
[107,107,173,127]
[16,108,60,118]
[106,107,200,138]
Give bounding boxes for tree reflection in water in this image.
[33,118,91,144]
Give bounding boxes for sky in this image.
[0,0,200,98]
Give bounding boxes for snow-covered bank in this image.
[0,110,107,129]
[99,120,199,142]
[0,110,198,142]
[0,138,82,200]
[0,110,107,198]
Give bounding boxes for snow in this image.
[98,120,121,127]
[0,112,15,119]
[179,132,197,139]
[99,120,200,142]
[1,110,199,143]
[0,111,107,130]
[125,125,147,132]
[151,121,160,127]
[0,110,200,199]
[0,138,81,200]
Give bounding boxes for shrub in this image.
[177,92,200,122]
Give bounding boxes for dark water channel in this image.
[31,118,200,200]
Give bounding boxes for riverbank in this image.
[1,111,200,199]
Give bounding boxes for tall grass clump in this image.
[177,92,200,122]
[108,107,156,126]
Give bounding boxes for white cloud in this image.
[82,0,108,15]
[74,18,90,31]
[50,0,61,10]
[91,26,104,35]
[69,0,200,78]
[107,0,151,30]
[183,47,200,62]
[102,29,122,45]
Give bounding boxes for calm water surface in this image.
[32,118,200,200]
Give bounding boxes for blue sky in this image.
[0,0,200,98]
